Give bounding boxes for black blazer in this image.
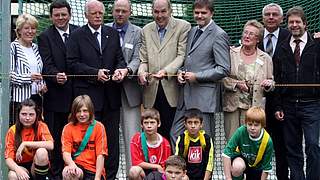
[38,24,78,112]
[66,24,126,111]
[258,27,290,61]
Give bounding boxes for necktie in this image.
[265,33,274,57]
[159,28,166,43]
[93,31,101,52]
[294,39,302,65]
[63,33,69,44]
[191,29,203,48]
[117,29,125,47]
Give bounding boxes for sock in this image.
[34,164,49,180]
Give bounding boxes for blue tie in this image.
[159,28,166,43]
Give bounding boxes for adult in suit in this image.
[106,0,142,174]
[273,6,320,180]
[38,1,78,178]
[66,0,128,179]
[257,3,290,180]
[138,0,191,141]
[171,0,230,145]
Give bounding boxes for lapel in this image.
[51,26,66,53]
[84,25,101,54]
[159,17,175,51]
[188,22,215,54]
[101,25,112,53]
[302,33,315,55]
[254,49,266,76]
[150,22,161,50]
[274,28,290,58]
[123,22,134,51]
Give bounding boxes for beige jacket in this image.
[223,46,274,112]
[138,17,191,108]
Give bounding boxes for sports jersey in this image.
[5,121,53,164]
[223,125,273,172]
[61,121,108,174]
[175,130,214,179]
[130,132,171,168]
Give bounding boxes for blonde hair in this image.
[15,13,38,38]
[68,95,95,124]
[245,106,266,127]
[243,19,264,42]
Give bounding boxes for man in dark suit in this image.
[66,0,127,179]
[258,3,290,180]
[106,0,142,174]
[171,0,230,146]
[38,0,78,179]
[274,6,320,180]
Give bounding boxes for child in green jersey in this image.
[222,106,273,180]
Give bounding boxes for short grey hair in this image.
[262,3,283,17]
[85,0,105,14]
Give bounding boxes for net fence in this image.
[14,0,320,179]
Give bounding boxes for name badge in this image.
[124,43,133,49]
[256,59,264,66]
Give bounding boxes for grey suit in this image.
[107,21,142,173]
[171,21,230,145]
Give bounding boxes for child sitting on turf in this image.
[175,109,214,180]
[145,155,188,180]
[129,108,171,180]
[5,99,53,180]
[223,106,273,180]
[61,95,108,180]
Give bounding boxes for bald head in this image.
[112,0,131,26]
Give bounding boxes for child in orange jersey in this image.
[5,99,53,180]
[61,95,108,180]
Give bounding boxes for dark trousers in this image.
[154,83,176,142]
[283,100,320,180]
[97,108,120,180]
[265,97,289,180]
[43,111,69,179]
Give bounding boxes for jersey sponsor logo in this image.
[188,146,202,163]
[149,155,158,164]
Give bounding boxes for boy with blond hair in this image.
[223,106,273,180]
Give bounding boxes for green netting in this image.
[16,0,320,179]
[17,0,320,45]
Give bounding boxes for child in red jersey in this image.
[61,95,108,180]
[5,99,53,180]
[129,108,171,180]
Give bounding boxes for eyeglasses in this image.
[242,30,258,38]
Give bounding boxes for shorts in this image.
[78,165,105,180]
[231,156,262,180]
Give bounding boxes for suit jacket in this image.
[138,17,191,108]
[38,24,78,112]
[106,22,142,107]
[258,27,290,60]
[223,46,273,112]
[66,24,126,111]
[273,33,320,111]
[178,21,230,113]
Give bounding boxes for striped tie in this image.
[294,39,302,65]
[265,33,274,57]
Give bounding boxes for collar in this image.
[88,24,102,34]
[264,27,280,39]
[113,22,129,33]
[198,19,213,32]
[249,128,264,141]
[55,25,70,36]
[290,31,308,44]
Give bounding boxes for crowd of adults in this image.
[7,0,320,179]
